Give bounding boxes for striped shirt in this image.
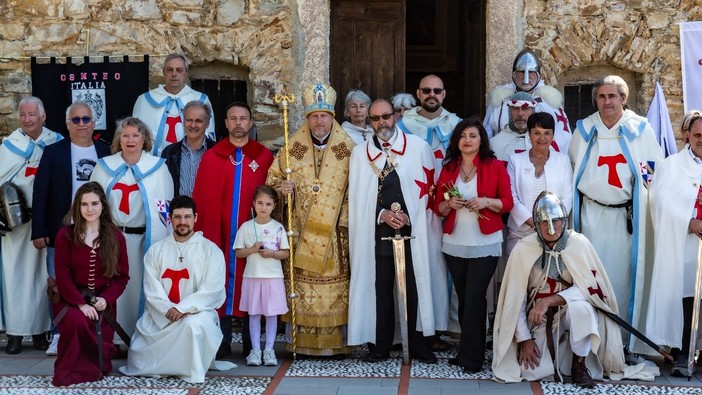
[179,139,208,196]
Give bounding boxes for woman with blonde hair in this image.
[90,117,173,339]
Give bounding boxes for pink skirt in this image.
[239,277,289,316]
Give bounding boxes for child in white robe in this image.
[234,185,290,366]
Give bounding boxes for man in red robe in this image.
[192,101,273,358]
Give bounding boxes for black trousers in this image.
[374,248,432,357]
[221,314,251,353]
[445,253,498,370]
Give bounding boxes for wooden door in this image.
[330,0,405,119]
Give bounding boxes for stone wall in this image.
[521,0,702,142]
[0,0,298,146]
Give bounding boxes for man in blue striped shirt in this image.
[162,101,216,196]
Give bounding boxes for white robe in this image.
[569,109,663,351]
[348,129,445,345]
[120,232,235,382]
[398,109,459,332]
[90,151,174,336]
[397,107,461,171]
[490,127,531,162]
[0,127,62,335]
[646,148,702,349]
[341,121,373,145]
[483,81,572,152]
[133,85,215,156]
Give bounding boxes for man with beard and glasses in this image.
[121,195,236,383]
[348,99,442,364]
[267,83,355,358]
[192,102,274,359]
[489,91,537,163]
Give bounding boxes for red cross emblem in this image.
[24,166,38,177]
[165,115,182,143]
[597,154,627,188]
[112,183,140,215]
[415,166,435,209]
[556,108,570,133]
[535,277,559,299]
[587,270,606,300]
[162,268,190,303]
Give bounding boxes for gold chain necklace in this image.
[369,152,399,181]
[229,152,245,166]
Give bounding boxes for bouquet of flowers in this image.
[442,182,488,220]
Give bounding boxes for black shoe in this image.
[432,338,451,352]
[113,347,129,359]
[364,352,389,363]
[571,355,595,388]
[32,333,49,351]
[332,353,347,360]
[6,336,22,355]
[216,342,232,359]
[414,352,437,364]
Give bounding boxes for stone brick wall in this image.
[0,0,296,146]
[522,0,702,142]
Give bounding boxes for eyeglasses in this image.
[419,87,444,95]
[369,113,394,122]
[69,116,92,125]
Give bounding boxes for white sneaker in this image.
[263,349,277,366]
[625,352,656,367]
[46,334,59,356]
[246,349,262,366]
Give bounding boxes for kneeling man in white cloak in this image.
[492,192,658,387]
[120,195,236,383]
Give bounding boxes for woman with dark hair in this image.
[434,116,513,373]
[52,181,129,386]
[506,112,573,255]
[90,117,173,339]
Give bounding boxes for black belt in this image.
[584,196,633,234]
[119,226,146,234]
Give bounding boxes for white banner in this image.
[681,21,702,113]
[646,81,677,157]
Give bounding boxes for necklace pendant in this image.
[311,178,322,203]
[179,256,183,263]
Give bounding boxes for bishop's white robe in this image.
[483,81,572,152]
[90,151,174,336]
[646,148,702,349]
[569,109,663,352]
[133,85,215,156]
[0,127,61,335]
[347,130,447,345]
[120,232,235,383]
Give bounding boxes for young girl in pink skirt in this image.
[234,185,290,366]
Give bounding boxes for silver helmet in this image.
[512,48,541,92]
[0,181,31,234]
[533,191,568,238]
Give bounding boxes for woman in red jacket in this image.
[434,117,513,373]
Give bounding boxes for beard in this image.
[377,126,394,142]
[174,225,194,238]
[421,99,442,113]
[508,119,528,134]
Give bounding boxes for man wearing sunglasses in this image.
[31,101,111,355]
[398,74,461,170]
[348,98,442,364]
[0,97,63,355]
[133,53,215,156]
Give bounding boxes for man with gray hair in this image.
[0,96,62,354]
[32,101,111,354]
[161,101,216,196]
[569,75,663,362]
[489,91,537,162]
[133,53,215,156]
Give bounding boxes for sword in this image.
[686,238,702,379]
[381,202,414,365]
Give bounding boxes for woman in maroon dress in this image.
[52,182,129,386]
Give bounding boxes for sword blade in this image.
[687,239,702,379]
[382,234,413,365]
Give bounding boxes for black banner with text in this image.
[31,56,149,144]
